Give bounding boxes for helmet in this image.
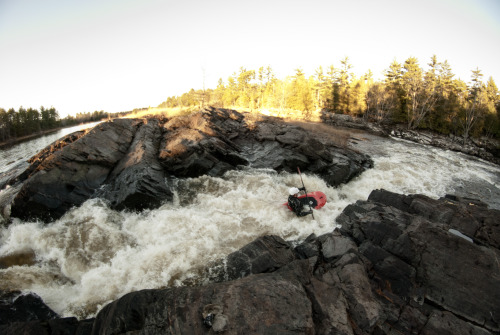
[289,187,300,196]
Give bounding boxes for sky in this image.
[1,0,499,117]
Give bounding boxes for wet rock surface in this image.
[9,119,139,222]
[3,189,498,334]
[0,291,59,325]
[2,107,372,222]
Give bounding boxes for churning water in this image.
[0,129,499,319]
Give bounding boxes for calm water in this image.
[0,122,100,175]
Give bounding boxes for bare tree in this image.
[460,68,485,145]
[365,82,398,123]
[401,57,438,130]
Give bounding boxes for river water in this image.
[0,123,100,175]
[0,126,499,319]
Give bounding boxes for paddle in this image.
[297,167,315,219]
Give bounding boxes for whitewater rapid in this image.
[0,131,499,319]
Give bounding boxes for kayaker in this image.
[288,187,313,217]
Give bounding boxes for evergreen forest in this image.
[0,106,59,142]
[0,108,122,144]
[159,56,500,141]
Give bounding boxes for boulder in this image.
[91,262,316,335]
[224,235,296,280]
[0,291,58,325]
[338,189,500,333]
[9,119,139,221]
[0,317,94,335]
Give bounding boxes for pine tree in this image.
[384,60,404,122]
[212,78,225,107]
[400,57,438,129]
[431,59,455,133]
[236,67,256,108]
[287,68,313,113]
[314,66,327,110]
[334,57,352,114]
[483,77,499,137]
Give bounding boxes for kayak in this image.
[284,191,327,211]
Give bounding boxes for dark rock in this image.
[4,107,373,223]
[339,189,500,333]
[0,292,95,335]
[225,235,296,280]
[91,262,316,335]
[97,119,173,211]
[294,233,320,259]
[0,317,93,335]
[421,311,493,335]
[0,291,58,325]
[305,276,352,335]
[9,119,139,221]
[318,231,357,262]
[237,115,373,186]
[158,108,249,178]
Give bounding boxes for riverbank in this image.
[0,121,100,150]
[0,129,63,149]
[320,111,500,165]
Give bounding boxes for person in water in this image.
[288,187,313,217]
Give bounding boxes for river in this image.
[0,126,499,319]
[0,122,101,175]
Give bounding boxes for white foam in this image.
[0,136,499,319]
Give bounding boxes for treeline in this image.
[0,107,119,143]
[0,106,59,141]
[61,110,117,126]
[159,56,500,141]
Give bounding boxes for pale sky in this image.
[1,0,499,117]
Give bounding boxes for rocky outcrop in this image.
[0,290,95,335]
[239,117,373,186]
[158,109,248,177]
[97,119,173,210]
[4,190,497,334]
[337,189,500,334]
[2,107,372,223]
[8,119,140,221]
[0,291,59,324]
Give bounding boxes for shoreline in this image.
[320,112,500,166]
[2,110,499,166]
[0,128,63,149]
[0,121,100,150]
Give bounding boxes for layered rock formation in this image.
[2,107,372,222]
[2,190,498,334]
